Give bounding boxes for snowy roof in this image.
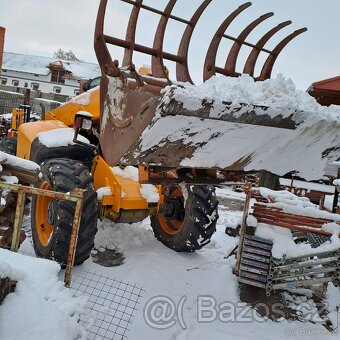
[2,52,100,79]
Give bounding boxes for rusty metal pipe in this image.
[121,0,191,25]
[64,190,85,287]
[104,35,184,64]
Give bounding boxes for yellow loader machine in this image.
[2,0,339,266]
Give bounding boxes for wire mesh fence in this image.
[18,241,143,340]
[72,268,144,340]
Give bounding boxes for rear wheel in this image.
[31,158,98,265]
[151,185,218,251]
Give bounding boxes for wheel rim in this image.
[157,186,186,235]
[35,181,54,247]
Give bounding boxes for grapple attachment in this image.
[94,0,339,181]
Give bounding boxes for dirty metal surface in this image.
[120,112,339,181]
[99,75,160,166]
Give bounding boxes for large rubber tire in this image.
[151,185,218,252]
[258,170,280,190]
[31,158,98,265]
[0,137,17,155]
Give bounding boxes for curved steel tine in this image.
[224,12,273,76]
[152,0,177,80]
[122,0,143,68]
[203,2,252,82]
[94,0,118,76]
[176,0,212,84]
[243,20,292,76]
[259,27,307,80]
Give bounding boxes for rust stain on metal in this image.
[100,76,160,166]
[95,0,306,85]
[123,139,198,168]
[259,28,307,80]
[64,189,85,287]
[243,20,292,76]
[224,12,274,76]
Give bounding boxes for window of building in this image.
[31,83,39,91]
[1,78,7,85]
[24,82,28,87]
[51,69,66,84]
[74,89,80,96]
[12,80,19,86]
[53,86,61,94]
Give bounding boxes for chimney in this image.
[0,26,5,76]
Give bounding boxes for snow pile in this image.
[96,186,112,200]
[0,151,40,171]
[128,74,339,181]
[258,187,340,222]
[1,175,18,185]
[324,194,339,211]
[0,258,12,279]
[140,184,159,203]
[252,188,340,258]
[95,218,155,251]
[167,74,340,121]
[69,90,92,106]
[0,249,87,340]
[38,128,89,147]
[111,165,139,182]
[256,224,340,259]
[322,222,340,234]
[279,178,335,194]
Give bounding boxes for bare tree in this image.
[53,48,79,61]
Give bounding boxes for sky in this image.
[0,0,339,90]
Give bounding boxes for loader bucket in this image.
[94,0,339,181]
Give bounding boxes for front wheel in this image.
[151,185,218,252]
[31,158,98,265]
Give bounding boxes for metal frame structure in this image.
[94,0,307,84]
[0,180,85,287]
[236,188,340,295]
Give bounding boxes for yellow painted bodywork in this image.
[92,155,149,213]
[16,120,68,160]
[44,87,100,126]
[15,86,158,223]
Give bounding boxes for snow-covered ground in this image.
[0,249,87,340]
[1,187,339,340]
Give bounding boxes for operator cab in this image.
[82,76,101,92]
